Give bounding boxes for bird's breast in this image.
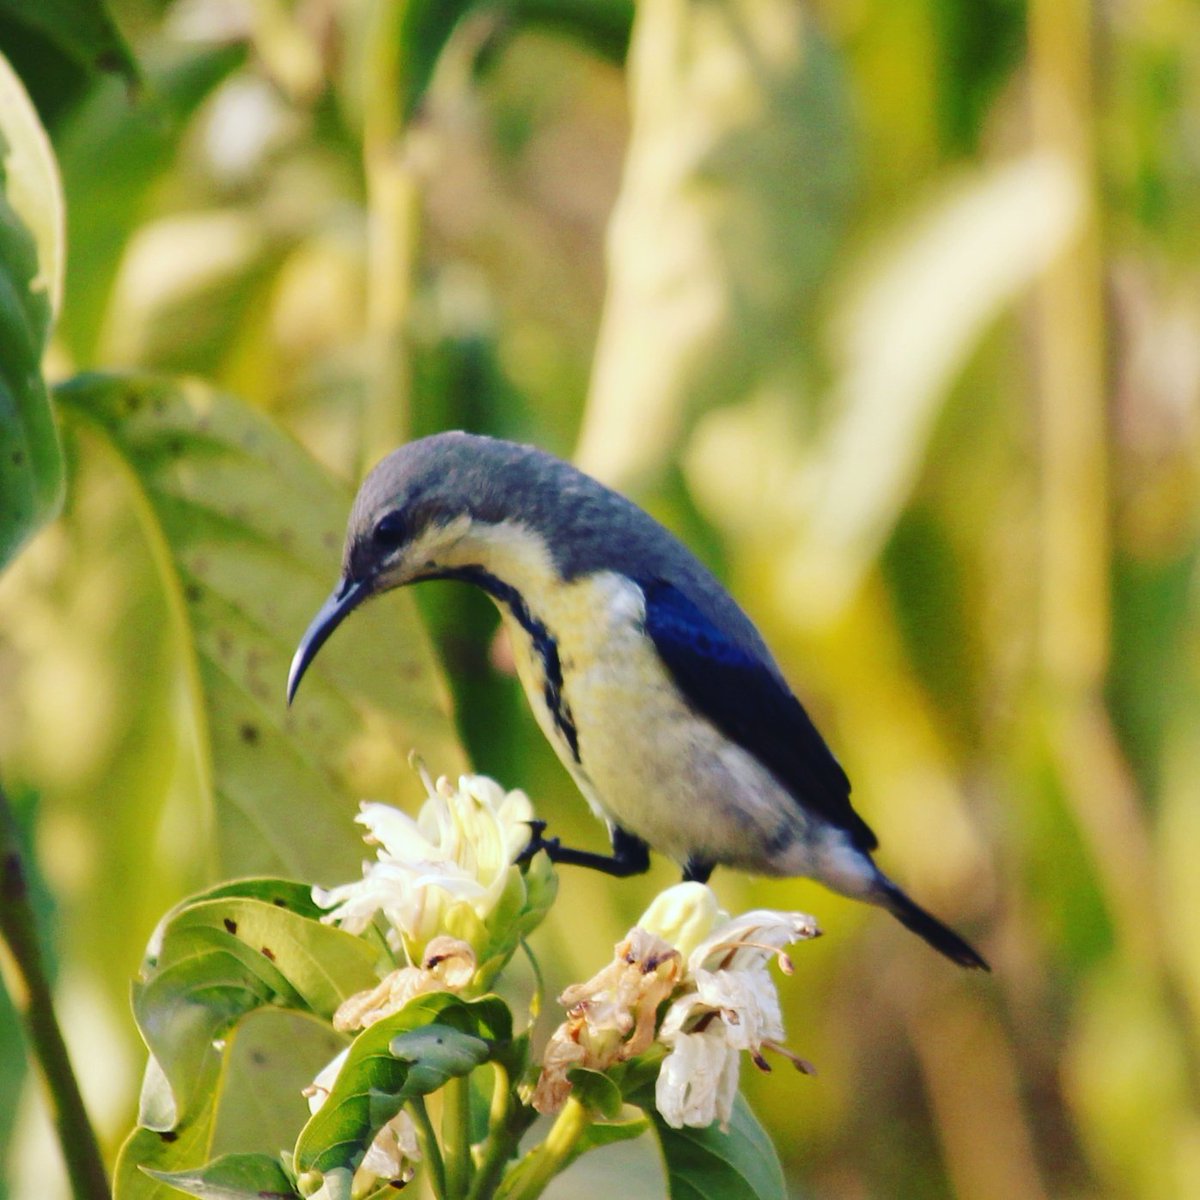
[501,572,808,867]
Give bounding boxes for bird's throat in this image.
[433,565,581,764]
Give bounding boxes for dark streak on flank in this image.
[224,918,237,934]
[434,565,580,762]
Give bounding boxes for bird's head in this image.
[287,432,563,704]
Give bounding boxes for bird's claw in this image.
[517,819,560,867]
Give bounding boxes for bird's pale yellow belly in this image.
[501,571,808,871]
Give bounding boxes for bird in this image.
[288,432,988,969]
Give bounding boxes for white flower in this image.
[637,881,721,960]
[313,769,556,983]
[654,1022,741,1130]
[304,1048,421,1186]
[535,884,818,1130]
[654,904,819,1130]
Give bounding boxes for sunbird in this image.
[288,433,987,969]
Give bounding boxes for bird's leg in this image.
[518,822,651,878]
[681,856,714,884]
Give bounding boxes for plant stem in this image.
[0,784,111,1200]
[408,1095,448,1200]
[497,1096,590,1200]
[466,1066,537,1200]
[359,0,420,470]
[442,1074,474,1198]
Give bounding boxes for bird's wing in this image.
[639,578,877,852]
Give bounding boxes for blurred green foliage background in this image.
[1,0,1198,1196]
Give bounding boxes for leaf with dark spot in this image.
[56,374,465,882]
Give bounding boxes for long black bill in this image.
[287,576,372,705]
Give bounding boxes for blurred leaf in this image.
[134,893,376,1130]
[0,0,136,82]
[686,153,1088,627]
[632,1090,786,1200]
[0,49,63,573]
[576,0,854,487]
[1108,548,1196,798]
[54,373,464,881]
[928,0,1025,154]
[294,992,511,1179]
[56,44,246,361]
[476,0,634,67]
[0,787,52,1200]
[104,208,297,380]
[348,0,634,137]
[0,53,64,318]
[341,0,472,136]
[146,1153,298,1200]
[0,15,94,131]
[797,153,1085,618]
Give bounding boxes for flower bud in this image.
[637,882,721,959]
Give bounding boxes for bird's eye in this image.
[372,511,408,549]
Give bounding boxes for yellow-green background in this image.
[1,0,1198,1196]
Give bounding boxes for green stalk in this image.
[466,1066,537,1200]
[359,0,420,469]
[0,784,111,1200]
[442,1074,474,1198]
[408,1094,448,1200]
[496,1096,590,1200]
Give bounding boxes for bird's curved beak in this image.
[286,576,372,705]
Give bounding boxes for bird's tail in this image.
[875,878,989,970]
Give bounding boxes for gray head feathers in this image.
[345,432,778,669]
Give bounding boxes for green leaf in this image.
[210,1010,347,1160]
[54,373,465,881]
[134,894,378,1131]
[0,49,64,572]
[152,878,331,928]
[153,896,381,1015]
[574,1112,652,1155]
[115,1052,225,1200]
[0,0,137,81]
[631,1088,786,1200]
[145,1152,298,1200]
[116,1011,346,1200]
[56,44,245,360]
[294,992,512,1180]
[567,1067,624,1118]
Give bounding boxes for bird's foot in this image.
[517,820,562,867]
[516,821,651,878]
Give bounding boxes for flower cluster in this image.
[305,770,557,1193]
[313,768,556,989]
[536,882,819,1130]
[301,768,817,1200]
